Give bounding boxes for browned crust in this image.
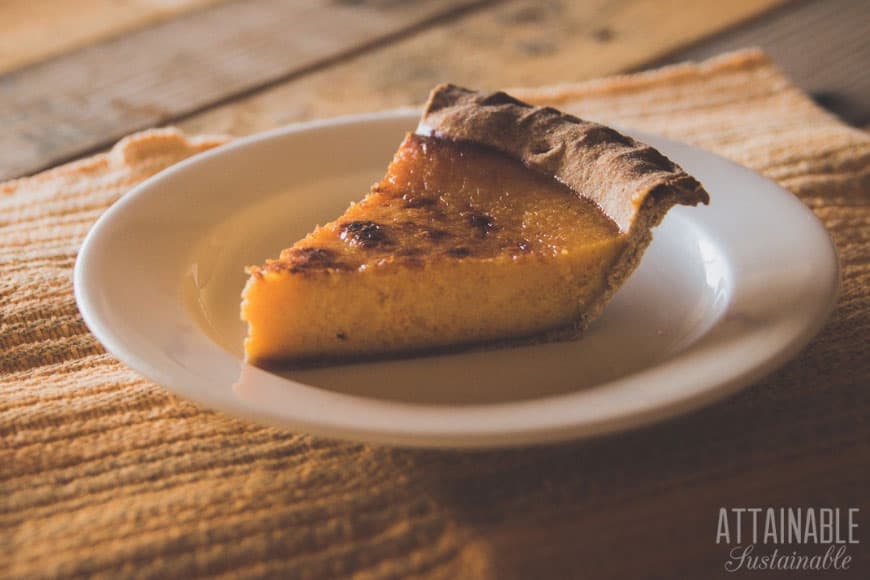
[416,83,710,346]
[418,83,709,232]
[253,319,585,371]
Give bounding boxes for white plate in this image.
[75,111,838,448]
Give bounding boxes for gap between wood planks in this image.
[0,0,496,181]
[0,0,785,181]
[176,0,789,138]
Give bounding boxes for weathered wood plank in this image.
[0,0,490,180]
[0,0,226,74]
[179,0,787,137]
[656,0,870,125]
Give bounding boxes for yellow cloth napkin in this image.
[2,49,868,578]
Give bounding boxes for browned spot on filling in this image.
[340,220,391,248]
[288,247,334,262]
[468,213,496,237]
[447,247,471,258]
[280,247,349,273]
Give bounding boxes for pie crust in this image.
[241,84,710,366]
[417,83,709,332]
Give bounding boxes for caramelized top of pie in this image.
[253,134,620,278]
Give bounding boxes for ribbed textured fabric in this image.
[2,50,868,579]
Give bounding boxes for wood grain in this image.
[0,0,490,181]
[0,0,226,75]
[657,0,870,125]
[179,0,787,137]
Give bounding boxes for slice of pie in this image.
[241,84,709,366]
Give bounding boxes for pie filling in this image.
[242,134,628,365]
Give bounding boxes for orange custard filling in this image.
[242,134,626,365]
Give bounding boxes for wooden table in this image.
[1,0,867,182]
[2,1,867,578]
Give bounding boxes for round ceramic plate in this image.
[74,111,838,448]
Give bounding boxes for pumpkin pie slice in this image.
[241,84,709,366]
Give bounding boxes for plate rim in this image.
[74,110,840,448]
